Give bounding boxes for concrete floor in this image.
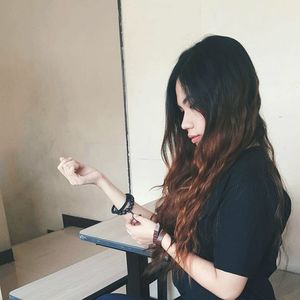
[270,269,300,299]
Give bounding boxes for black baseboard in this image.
[62,214,101,229]
[0,248,14,265]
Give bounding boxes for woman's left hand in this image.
[125,214,157,247]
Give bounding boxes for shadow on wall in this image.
[0,189,14,265]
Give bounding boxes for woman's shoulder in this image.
[226,145,269,183]
[219,146,282,212]
[200,146,276,220]
[207,146,269,201]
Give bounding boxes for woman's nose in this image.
[181,113,193,130]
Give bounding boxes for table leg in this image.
[126,252,149,299]
[157,274,167,300]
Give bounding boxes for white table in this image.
[79,200,168,300]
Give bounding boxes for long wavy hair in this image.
[144,34,290,282]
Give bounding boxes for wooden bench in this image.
[10,251,299,300]
[9,248,127,300]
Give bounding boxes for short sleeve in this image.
[213,178,274,278]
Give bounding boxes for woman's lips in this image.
[191,135,201,143]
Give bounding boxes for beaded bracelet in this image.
[111,193,134,215]
[153,222,160,244]
[153,222,168,247]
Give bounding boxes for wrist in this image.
[96,172,105,188]
[161,232,172,250]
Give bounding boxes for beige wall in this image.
[0,0,299,297]
[121,0,300,293]
[0,0,128,244]
[0,190,11,252]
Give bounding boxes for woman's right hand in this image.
[57,156,102,186]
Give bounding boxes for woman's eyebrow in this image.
[177,97,189,108]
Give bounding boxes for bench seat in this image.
[9,248,127,300]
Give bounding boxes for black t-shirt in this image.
[172,146,292,300]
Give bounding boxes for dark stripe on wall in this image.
[117,0,132,194]
[0,248,14,265]
[62,214,101,229]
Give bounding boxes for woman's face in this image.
[176,79,206,145]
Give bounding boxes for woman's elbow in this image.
[215,270,247,300]
[218,285,245,300]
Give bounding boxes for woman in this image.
[57,35,291,300]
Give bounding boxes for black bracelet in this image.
[111,193,135,215]
[111,198,127,215]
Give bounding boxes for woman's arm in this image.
[96,174,155,223]
[161,234,248,300]
[57,157,155,223]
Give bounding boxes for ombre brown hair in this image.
[144,35,290,282]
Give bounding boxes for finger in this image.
[68,172,83,186]
[63,161,80,173]
[130,219,140,226]
[58,160,75,175]
[57,157,73,170]
[125,218,133,225]
[126,223,134,230]
[63,162,74,173]
[136,240,148,246]
[61,158,75,169]
[126,222,139,230]
[132,214,143,223]
[61,157,73,165]
[65,160,81,173]
[58,164,80,185]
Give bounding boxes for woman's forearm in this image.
[161,234,240,300]
[161,234,218,290]
[96,174,154,222]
